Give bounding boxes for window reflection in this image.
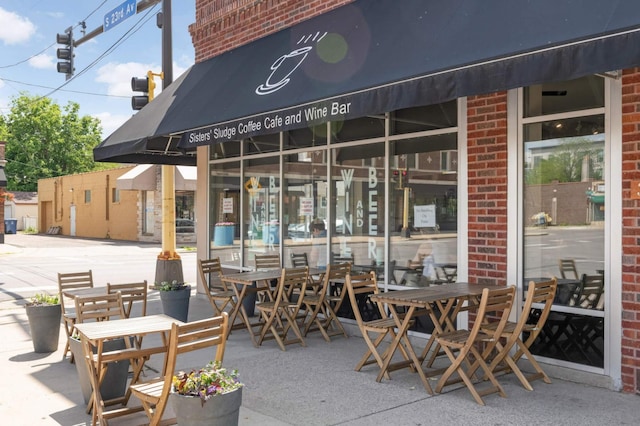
[523,77,605,368]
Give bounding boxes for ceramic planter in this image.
[69,336,130,405]
[170,387,242,426]
[25,303,62,353]
[159,285,191,322]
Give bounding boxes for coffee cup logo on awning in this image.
[256,32,327,96]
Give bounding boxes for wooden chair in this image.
[330,252,354,265]
[129,314,229,426]
[290,252,309,267]
[559,259,579,280]
[482,278,557,390]
[74,292,130,417]
[435,286,515,405]
[199,258,237,320]
[107,281,148,348]
[75,292,127,324]
[577,274,605,310]
[302,262,351,341]
[344,272,413,379]
[256,267,308,351]
[254,253,281,301]
[107,281,148,319]
[58,270,94,362]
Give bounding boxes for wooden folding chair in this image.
[290,252,309,267]
[74,292,130,417]
[482,278,557,390]
[256,267,308,351]
[58,270,94,362]
[302,262,351,341]
[107,281,148,348]
[198,258,237,320]
[129,314,229,426]
[435,286,515,405]
[345,272,413,379]
[253,253,281,301]
[559,259,579,280]
[107,281,148,319]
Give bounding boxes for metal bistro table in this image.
[370,283,503,394]
[74,314,182,425]
[221,268,323,347]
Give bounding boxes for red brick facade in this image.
[189,0,639,393]
[466,93,509,287]
[190,0,353,61]
[621,67,640,393]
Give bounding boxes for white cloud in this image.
[0,7,36,45]
[45,11,64,19]
[28,54,54,69]
[92,111,134,139]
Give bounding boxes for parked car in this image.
[176,219,195,233]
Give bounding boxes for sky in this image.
[0,0,195,139]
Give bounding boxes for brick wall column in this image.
[191,0,353,61]
[467,93,509,286]
[620,67,640,394]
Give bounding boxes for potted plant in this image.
[154,280,191,322]
[25,293,62,353]
[170,361,243,426]
[214,222,235,246]
[69,333,130,405]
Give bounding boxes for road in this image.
[0,233,197,303]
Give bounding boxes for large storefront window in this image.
[243,156,280,264]
[389,133,458,288]
[206,102,460,301]
[175,191,195,234]
[282,149,328,268]
[522,76,605,368]
[210,161,241,269]
[330,143,385,274]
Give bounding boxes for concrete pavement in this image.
[0,234,638,425]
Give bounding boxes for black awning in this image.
[94,0,640,163]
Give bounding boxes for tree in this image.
[525,137,603,185]
[1,93,112,191]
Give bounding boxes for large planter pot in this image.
[170,387,242,426]
[69,337,130,405]
[214,225,235,246]
[262,224,279,245]
[160,285,191,322]
[25,303,62,353]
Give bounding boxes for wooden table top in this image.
[74,314,182,342]
[221,267,323,285]
[371,283,505,306]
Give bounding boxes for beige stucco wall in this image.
[38,167,139,240]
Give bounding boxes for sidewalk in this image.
[1,289,638,425]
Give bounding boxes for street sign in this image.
[104,0,137,32]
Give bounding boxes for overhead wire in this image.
[0,0,109,69]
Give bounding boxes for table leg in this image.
[378,305,434,394]
[230,282,262,347]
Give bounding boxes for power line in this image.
[0,1,109,69]
[0,77,129,98]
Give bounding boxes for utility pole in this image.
[154,0,183,285]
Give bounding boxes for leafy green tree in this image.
[525,138,603,185]
[2,93,111,191]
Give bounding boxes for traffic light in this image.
[131,71,161,110]
[56,27,74,80]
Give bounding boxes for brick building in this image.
[95,1,640,393]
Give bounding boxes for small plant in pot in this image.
[25,293,62,353]
[170,361,243,426]
[154,280,191,322]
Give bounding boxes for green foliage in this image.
[2,93,105,191]
[23,227,37,234]
[154,280,189,291]
[29,293,60,306]
[525,138,603,185]
[172,361,242,404]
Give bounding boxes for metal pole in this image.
[156,0,183,284]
